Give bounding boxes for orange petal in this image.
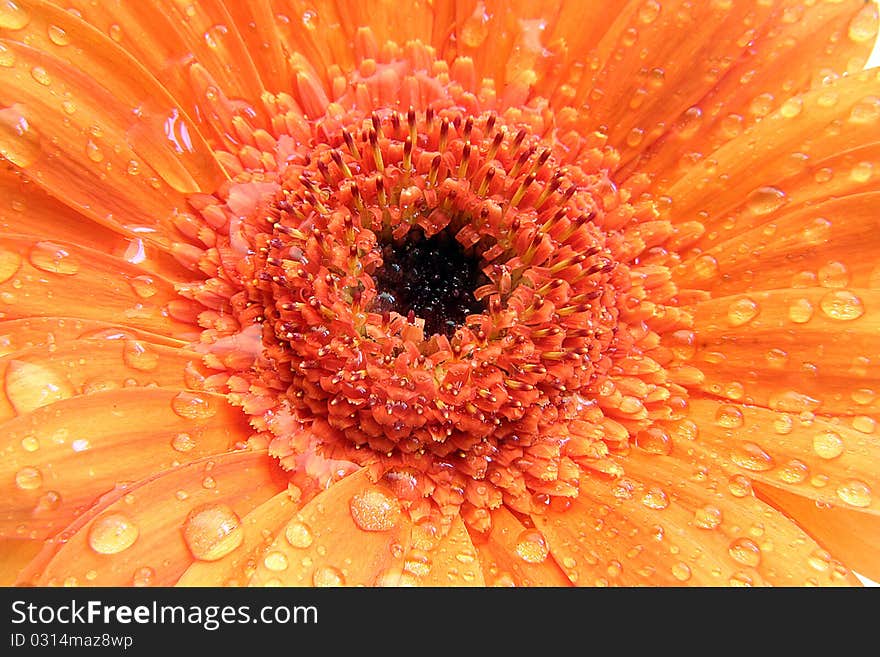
[472,505,570,586]
[755,483,880,584]
[677,398,880,517]
[247,469,411,587]
[532,449,859,585]
[404,514,484,586]
[17,450,284,586]
[0,235,199,339]
[46,0,269,136]
[0,538,42,585]
[675,192,880,297]
[0,338,208,422]
[0,317,186,357]
[660,69,880,234]
[0,387,252,539]
[0,166,189,281]
[682,288,880,415]
[0,40,223,247]
[333,0,434,60]
[176,490,299,586]
[623,0,876,176]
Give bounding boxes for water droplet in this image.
[850,161,873,183]
[348,486,401,532]
[5,360,74,413]
[171,432,195,453]
[732,442,774,472]
[171,391,217,420]
[129,275,157,298]
[779,97,802,118]
[285,520,314,549]
[692,254,718,280]
[30,65,50,86]
[85,139,104,163]
[728,475,753,499]
[813,430,844,460]
[671,561,691,582]
[852,415,876,434]
[727,297,759,326]
[0,248,21,283]
[460,2,489,48]
[123,339,159,371]
[29,241,79,275]
[637,0,661,24]
[819,290,864,321]
[183,503,244,561]
[693,505,723,530]
[312,565,345,587]
[132,566,155,587]
[263,551,289,572]
[88,512,139,554]
[787,298,814,324]
[15,466,42,490]
[0,42,14,67]
[47,24,70,46]
[20,435,39,452]
[715,404,744,429]
[728,537,761,567]
[108,23,123,42]
[729,571,753,587]
[635,427,672,455]
[641,486,669,510]
[818,261,849,288]
[849,95,880,124]
[0,1,29,30]
[836,480,872,508]
[514,529,549,564]
[746,186,786,216]
[777,459,809,484]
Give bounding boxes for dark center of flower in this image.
[371,228,486,338]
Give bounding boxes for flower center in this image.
[371,228,486,338]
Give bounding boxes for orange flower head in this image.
[0,0,878,588]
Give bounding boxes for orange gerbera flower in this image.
[0,0,878,588]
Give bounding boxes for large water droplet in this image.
[731,442,774,472]
[122,339,159,371]
[819,290,864,321]
[787,298,814,324]
[5,360,74,414]
[514,528,549,564]
[263,551,289,572]
[812,430,844,460]
[728,537,761,567]
[727,297,759,326]
[836,480,872,508]
[15,466,42,490]
[312,565,345,587]
[88,512,139,554]
[693,505,723,530]
[641,486,669,510]
[29,242,79,275]
[171,391,217,420]
[746,186,786,216]
[285,520,314,549]
[183,503,244,561]
[171,432,195,453]
[47,24,70,46]
[349,486,401,532]
[129,275,157,298]
[0,0,29,30]
[715,404,744,429]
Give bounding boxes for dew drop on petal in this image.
[746,186,786,216]
[312,565,345,587]
[0,1,29,30]
[0,42,14,67]
[129,275,157,298]
[171,432,196,452]
[641,486,669,510]
[88,512,139,554]
[818,261,849,288]
[0,248,21,283]
[5,360,74,414]
[47,24,70,46]
[285,520,314,549]
[460,1,489,47]
[726,297,759,326]
[132,566,155,587]
[183,503,244,561]
[714,404,744,429]
[849,95,880,124]
[635,427,672,455]
[20,435,39,452]
[787,298,814,324]
[263,551,289,572]
[693,505,723,530]
[812,430,844,460]
[819,290,864,321]
[671,562,691,582]
[15,466,41,490]
[122,339,159,371]
[30,65,50,86]
[836,480,872,508]
[731,442,774,472]
[349,486,401,532]
[29,241,79,275]
[777,459,809,484]
[779,97,802,118]
[171,391,217,420]
[728,537,761,567]
[514,528,549,564]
